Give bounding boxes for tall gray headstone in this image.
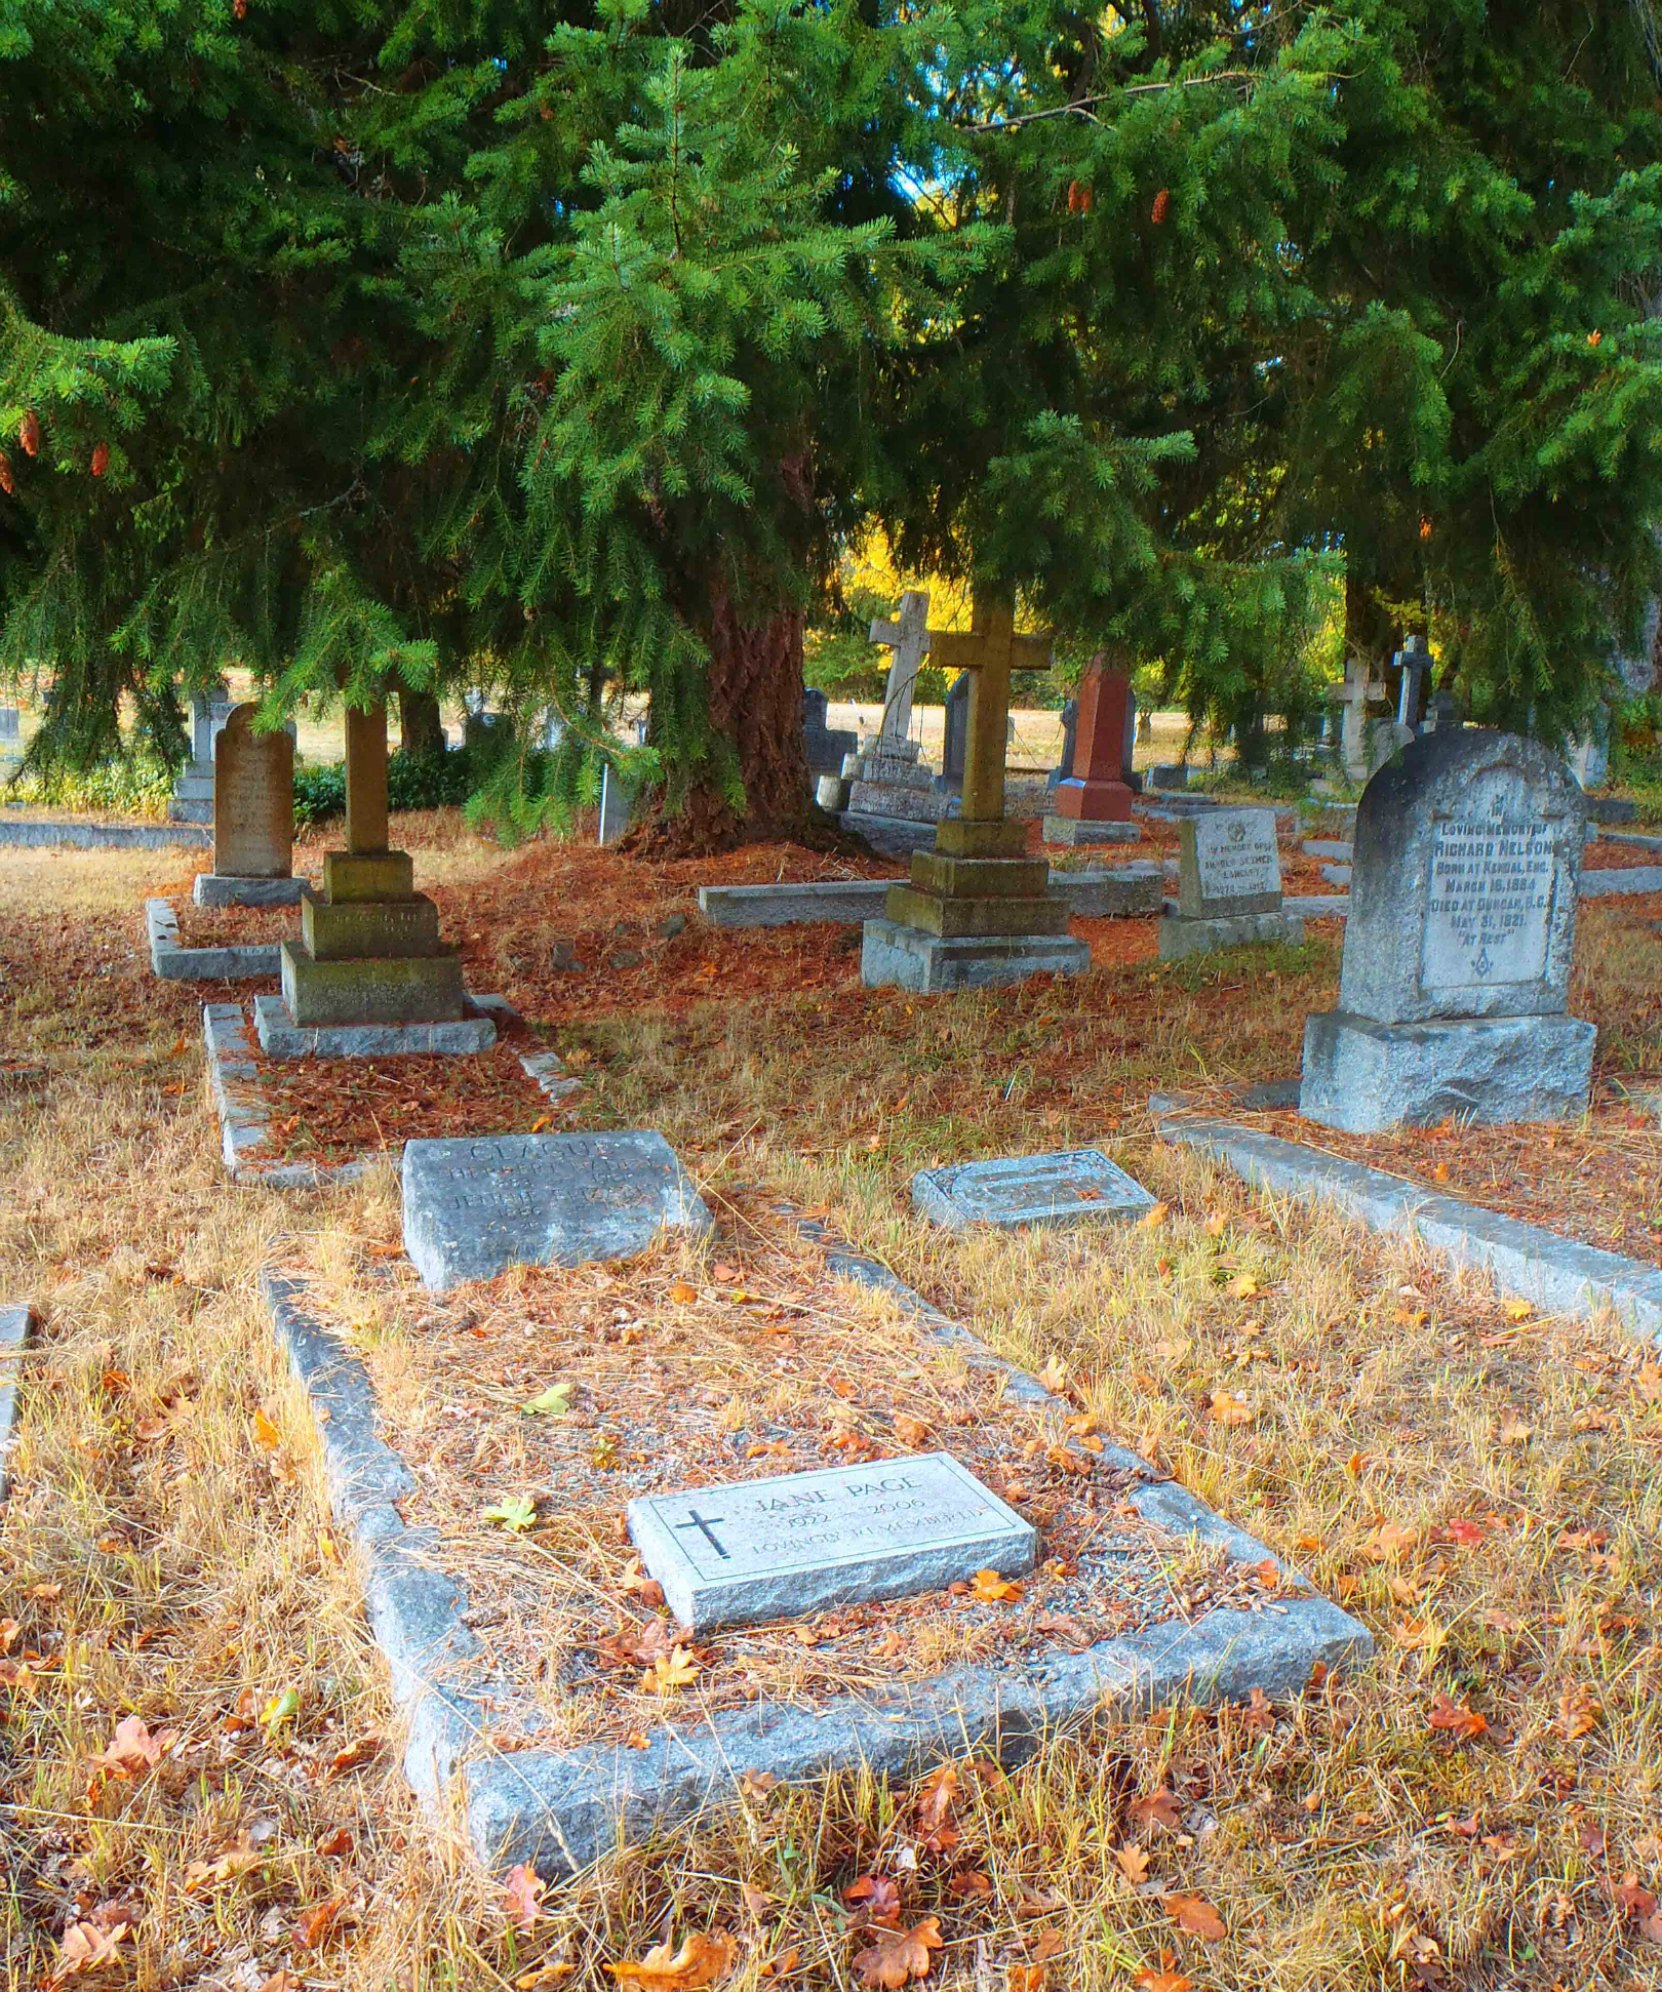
[212,704,295,881]
[0,706,19,772]
[1300,730,1594,1131]
[803,687,858,776]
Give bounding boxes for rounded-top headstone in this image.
[1341,728,1586,1026]
[213,703,296,881]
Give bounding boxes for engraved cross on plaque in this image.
[675,1508,729,1561]
[868,589,931,746]
[927,595,1054,823]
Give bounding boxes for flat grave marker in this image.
[630,1452,1037,1631]
[402,1131,713,1289]
[913,1148,1157,1231]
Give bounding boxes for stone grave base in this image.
[146,899,282,982]
[259,1244,1368,1876]
[1299,1010,1596,1132]
[913,1149,1156,1231]
[861,918,1089,993]
[401,1131,713,1289]
[253,989,496,1060]
[1041,814,1139,846]
[1158,908,1305,962]
[837,811,940,860]
[193,873,306,909]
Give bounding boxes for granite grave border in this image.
[203,1002,580,1189]
[697,866,1163,929]
[0,1303,37,1503]
[0,819,210,851]
[260,1237,1370,1878]
[148,898,282,982]
[1154,1106,1662,1351]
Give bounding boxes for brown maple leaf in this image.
[1133,1953,1193,1992]
[853,1917,944,1989]
[970,1568,1024,1604]
[52,1920,129,1981]
[1114,1842,1152,1886]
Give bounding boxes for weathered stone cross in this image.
[868,589,931,745]
[927,595,1053,824]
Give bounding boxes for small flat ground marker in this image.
[912,1148,1156,1232]
[629,1452,1037,1632]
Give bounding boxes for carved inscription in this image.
[1192,811,1281,904]
[1420,812,1561,991]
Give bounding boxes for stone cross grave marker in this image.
[912,1149,1156,1232]
[1300,729,1595,1130]
[212,703,295,881]
[1160,806,1303,960]
[869,589,930,745]
[266,701,473,1046]
[1393,634,1432,732]
[629,1452,1037,1631]
[863,593,1088,990]
[402,1131,713,1290]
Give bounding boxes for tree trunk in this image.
[398,688,445,759]
[640,598,815,855]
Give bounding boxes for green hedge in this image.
[291,747,474,829]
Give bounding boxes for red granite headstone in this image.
[1050,656,1135,823]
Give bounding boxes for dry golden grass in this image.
[2,831,1662,1991]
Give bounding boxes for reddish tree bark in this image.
[637,593,817,855]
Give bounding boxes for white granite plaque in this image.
[629,1452,1037,1630]
[1420,811,1560,994]
[1180,808,1283,916]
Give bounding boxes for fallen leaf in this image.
[53,1921,129,1979]
[853,1917,944,1989]
[1427,1695,1488,1742]
[90,1714,175,1776]
[253,1408,282,1451]
[294,1897,343,1949]
[1133,1965,1193,1992]
[641,1645,699,1694]
[1164,1894,1226,1942]
[1208,1390,1255,1427]
[1227,1273,1260,1300]
[329,1731,382,1774]
[738,1768,778,1801]
[844,1874,904,1924]
[1114,1843,1152,1886]
[521,1383,574,1417]
[262,1687,301,1732]
[606,1930,738,1988]
[1038,1357,1069,1396]
[1128,1788,1182,1834]
[970,1568,1024,1604]
[517,1966,577,1989]
[484,1495,539,1534]
[894,1415,932,1449]
[1502,1297,1533,1321]
[503,1862,547,1932]
[669,1280,699,1305]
